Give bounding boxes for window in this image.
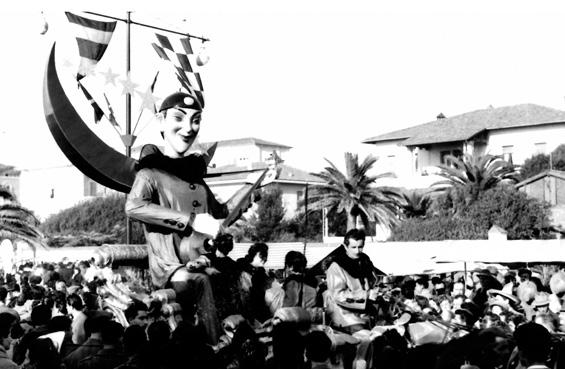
[297,190,303,203]
[535,142,547,154]
[440,149,463,166]
[90,182,97,196]
[502,145,514,163]
[440,150,451,164]
[84,177,99,196]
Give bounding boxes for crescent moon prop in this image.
[43,43,136,193]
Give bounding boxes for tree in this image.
[308,152,401,231]
[553,144,565,170]
[391,186,551,241]
[435,154,520,203]
[0,185,44,249]
[233,186,286,242]
[518,144,565,180]
[521,153,550,180]
[41,194,145,246]
[275,210,324,242]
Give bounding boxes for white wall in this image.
[210,143,261,167]
[210,143,289,168]
[259,146,289,162]
[487,125,565,164]
[369,140,413,178]
[279,183,308,218]
[366,141,445,189]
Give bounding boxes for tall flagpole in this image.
[125,11,132,245]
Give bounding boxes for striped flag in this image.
[66,12,117,80]
[103,93,119,127]
[151,33,205,108]
[78,81,105,123]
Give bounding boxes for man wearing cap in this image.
[126,91,264,344]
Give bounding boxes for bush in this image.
[391,186,552,241]
[521,153,550,180]
[521,144,565,180]
[232,189,325,243]
[280,210,323,242]
[233,186,286,242]
[41,195,145,246]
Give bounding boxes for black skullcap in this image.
[159,92,202,112]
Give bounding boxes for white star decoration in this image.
[120,74,139,96]
[81,62,97,77]
[100,67,120,86]
[137,87,160,112]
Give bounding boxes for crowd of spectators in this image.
[0,229,564,368]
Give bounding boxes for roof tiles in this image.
[363,104,565,146]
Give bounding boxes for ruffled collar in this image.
[135,144,207,183]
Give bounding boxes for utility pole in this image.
[302,183,308,255]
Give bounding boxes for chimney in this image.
[436,113,446,120]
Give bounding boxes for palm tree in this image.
[308,152,401,231]
[434,154,520,202]
[398,188,435,218]
[0,185,44,252]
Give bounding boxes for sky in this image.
[3,1,565,173]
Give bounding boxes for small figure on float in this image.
[125,90,274,344]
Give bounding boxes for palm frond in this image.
[309,152,402,232]
[0,201,44,250]
[435,153,519,195]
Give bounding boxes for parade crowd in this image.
[0,229,563,369]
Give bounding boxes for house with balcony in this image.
[362,104,565,188]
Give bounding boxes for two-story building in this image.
[198,137,322,218]
[362,104,565,188]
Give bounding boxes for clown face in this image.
[161,107,201,157]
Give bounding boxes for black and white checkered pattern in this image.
[152,33,205,108]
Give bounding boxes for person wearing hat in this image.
[487,289,522,317]
[549,270,565,314]
[126,91,267,344]
[532,293,551,314]
[470,269,502,310]
[453,301,479,331]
